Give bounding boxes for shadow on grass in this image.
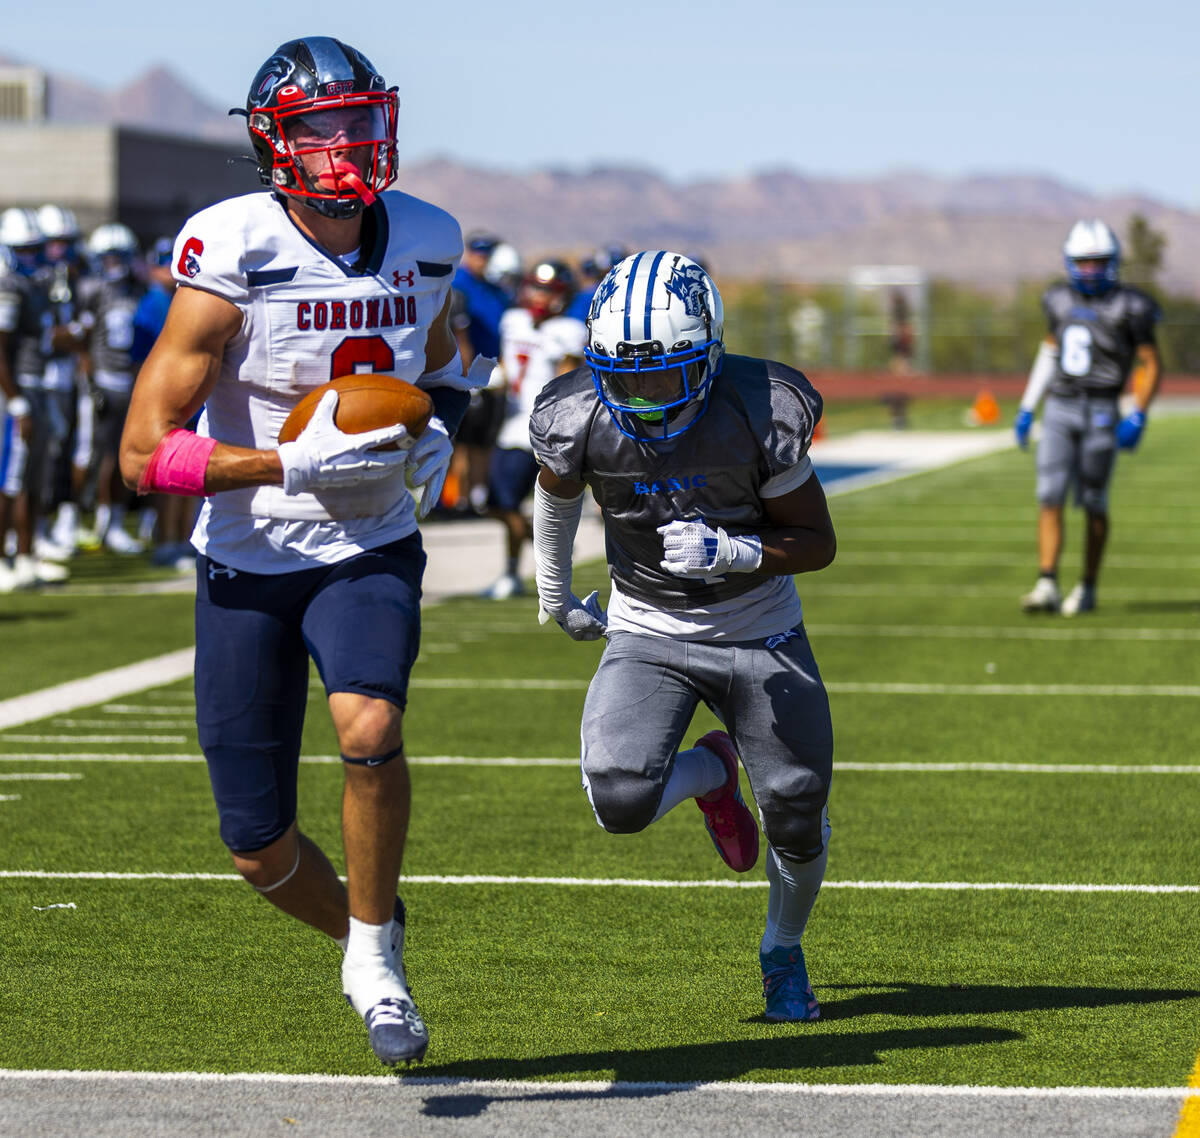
[406,981,1200,1116]
[0,609,70,623]
[813,981,1200,1022]
[409,1023,1017,1101]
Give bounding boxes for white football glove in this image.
[278,391,409,495]
[538,589,608,641]
[657,518,762,580]
[405,415,453,519]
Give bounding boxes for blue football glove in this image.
[1014,409,1033,449]
[1116,409,1146,450]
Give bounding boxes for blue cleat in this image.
[364,993,428,1066]
[760,943,821,1022]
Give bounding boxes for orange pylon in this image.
[969,389,1001,426]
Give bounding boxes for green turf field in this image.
[1,413,1198,1088]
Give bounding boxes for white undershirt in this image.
[606,457,813,641]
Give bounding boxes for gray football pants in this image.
[1036,393,1120,513]
[580,626,833,862]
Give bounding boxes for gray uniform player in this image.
[529,251,836,1023]
[1015,220,1161,615]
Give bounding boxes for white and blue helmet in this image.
[585,251,724,441]
[1063,219,1120,296]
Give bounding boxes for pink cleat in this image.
[693,730,760,873]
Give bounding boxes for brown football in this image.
[278,374,434,447]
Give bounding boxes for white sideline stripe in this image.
[0,649,194,730]
[807,623,1200,642]
[0,870,1195,894]
[0,734,188,743]
[0,795,18,802]
[0,1070,1195,1099]
[1,754,1198,776]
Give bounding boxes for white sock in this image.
[342,916,407,1016]
[651,744,728,822]
[94,503,112,538]
[761,810,830,953]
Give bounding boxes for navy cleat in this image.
[364,992,428,1066]
[760,943,820,1022]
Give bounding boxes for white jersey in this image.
[496,308,586,452]
[172,190,465,573]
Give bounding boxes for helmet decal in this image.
[664,261,710,318]
[590,271,620,321]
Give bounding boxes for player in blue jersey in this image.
[120,36,493,1067]
[529,251,836,1022]
[1015,220,1162,616]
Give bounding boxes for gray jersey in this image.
[0,268,51,382]
[1042,282,1160,397]
[79,276,144,378]
[529,353,821,611]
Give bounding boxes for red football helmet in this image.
[519,260,577,323]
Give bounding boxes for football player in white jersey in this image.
[482,260,586,598]
[120,37,493,1067]
[530,252,836,1023]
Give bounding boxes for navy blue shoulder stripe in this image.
[246,267,298,287]
[417,261,453,277]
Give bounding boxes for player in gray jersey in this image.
[1014,220,1161,615]
[529,251,836,1023]
[75,224,147,554]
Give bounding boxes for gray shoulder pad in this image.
[529,367,601,481]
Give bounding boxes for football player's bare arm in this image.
[119,286,284,493]
[757,475,837,575]
[1131,342,1162,410]
[537,466,586,500]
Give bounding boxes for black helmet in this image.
[242,36,398,219]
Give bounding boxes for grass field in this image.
[1,410,1199,1096]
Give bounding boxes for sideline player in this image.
[120,36,490,1066]
[1015,220,1162,615]
[529,251,836,1021]
[482,259,585,598]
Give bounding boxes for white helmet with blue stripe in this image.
[1063,219,1120,296]
[585,250,724,441]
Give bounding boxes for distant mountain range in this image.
[8,54,1200,293]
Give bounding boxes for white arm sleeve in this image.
[1020,341,1059,412]
[533,478,584,615]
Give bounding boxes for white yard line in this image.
[0,649,194,730]
[1,870,1195,893]
[0,1069,1195,1098]
[807,623,1200,642]
[0,754,1197,775]
[0,734,187,744]
[0,773,82,780]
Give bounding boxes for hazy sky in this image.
[9,0,1199,207]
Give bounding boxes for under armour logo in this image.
[393,269,414,288]
[208,563,238,580]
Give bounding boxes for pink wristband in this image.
[137,429,218,496]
